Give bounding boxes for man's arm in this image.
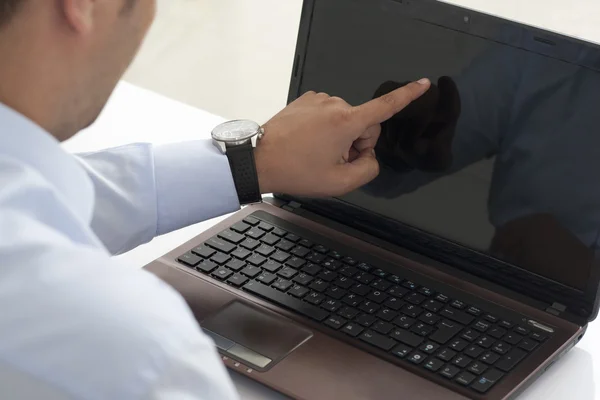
[76,140,240,255]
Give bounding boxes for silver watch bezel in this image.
[211,120,263,154]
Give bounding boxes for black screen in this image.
[295,0,600,307]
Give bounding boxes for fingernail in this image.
[371,149,376,157]
[417,78,430,85]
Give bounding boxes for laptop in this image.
[144,0,600,398]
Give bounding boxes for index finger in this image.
[354,79,431,126]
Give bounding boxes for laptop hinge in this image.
[545,302,567,316]
[282,201,302,213]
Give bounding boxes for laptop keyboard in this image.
[177,214,551,395]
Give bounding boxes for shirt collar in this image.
[0,102,95,223]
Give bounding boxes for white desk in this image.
[63,82,599,399]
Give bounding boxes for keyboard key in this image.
[430,320,462,344]
[359,330,397,351]
[278,266,298,279]
[418,286,434,297]
[356,313,377,327]
[240,238,260,251]
[473,320,491,332]
[435,293,450,303]
[402,304,423,318]
[211,252,231,265]
[408,351,427,364]
[197,260,217,273]
[488,327,507,339]
[515,326,530,335]
[391,344,412,359]
[449,339,468,351]
[333,276,354,289]
[299,239,314,248]
[351,283,371,296]
[257,222,273,232]
[178,252,201,267]
[213,267,233,280]
[305,291,326,305]
[218,230,245,244]
[231,247,252,260]
[530,332,547,342]
[423,299,443,313]
[288,284,310,298]
[293,273,313,286]
[455,371,476,386]
[376,308,397,322]
[367,290,389,304]
[492,342,511,355]
[499,320,514,329]
[359,301,380,314]
[338,306,359,319]
[357,262,372,272]
[256,244,276,257]
[322,299,342,312]
[393,315,416,330]
[262,259,282,272]
[484,314,499,323]
[318,269,338,282]
[437,348,457,362]
[373,321,394,335]
[342,293,362,307]
[387,285,409,298]
[327,250,343,259]
[465,345,484,359]
[285,257,306,269]
[322,259,342,271]
[271,250,291,263]
[342,322,364,337]
[313,244,329,254]
[452,355,472,368]
[325,286,345,300]
[402,280,417,290]
[291,246,310,258]
[383,297,403,311]
[257,272,277,285]
[227,274,248,287]
[339,265,359,277]
[191,245,216,258]
[275,239,295,252]
[260,233,281,246]
[342,256,358,266]
[325,315,347,330]
[309,279,329,293]
[424,358,445,372]
[241,265,262,278]
[370,278,392,291]
[519,339,539,352]
[476,336,495,349]
[356,272,375,285]
[225,258,246,272]
[440,308,475,325]
[480,351,500,365]
[243,216,260,226]
[439,365,460,379]
[411,323,434,337]
[503,332,524,345]
[406,293,426,305]
[285,233,301,243]
[246,228,266,240]
[272,227,287,237]
[468,361,488,375]
[496,349,527,372]
[302,263,322,276]
[461,329,480,342]
[387,274,403,285]
[470,369,504,393]
[305,252,325,264]
[390,328,423,347]
[419,312,440,325]
[272,278,293,292]
[372,269,387,279]
[243,281,329,321]
[231,221,251,233]
[419,342,440,354]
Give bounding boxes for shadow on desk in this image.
[230,347,594,400]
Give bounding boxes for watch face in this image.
[212,120,260,142]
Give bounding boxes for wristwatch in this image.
[212,120,264,205]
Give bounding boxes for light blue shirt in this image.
[0,102,241,399]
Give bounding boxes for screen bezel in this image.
[282,0,600,321]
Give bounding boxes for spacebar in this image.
[243,281,329,321]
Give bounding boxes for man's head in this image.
[0,0,156,140]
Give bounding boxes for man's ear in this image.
[61,0,95,34]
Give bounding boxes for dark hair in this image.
[0,0,23,27]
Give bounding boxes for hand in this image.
[255,79,431,197]
[373,77,461,172]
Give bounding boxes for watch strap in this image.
[226,141,261,205]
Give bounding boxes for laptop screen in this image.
[290,0,600,317]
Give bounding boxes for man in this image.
[0,1,430,399]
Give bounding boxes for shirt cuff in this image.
[153,140,240,235]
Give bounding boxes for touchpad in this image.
[202,301,313,371]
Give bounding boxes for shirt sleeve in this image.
[75,140,240,255]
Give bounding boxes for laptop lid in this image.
[282,0,600,322]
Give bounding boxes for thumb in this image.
[333,149,380,195]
